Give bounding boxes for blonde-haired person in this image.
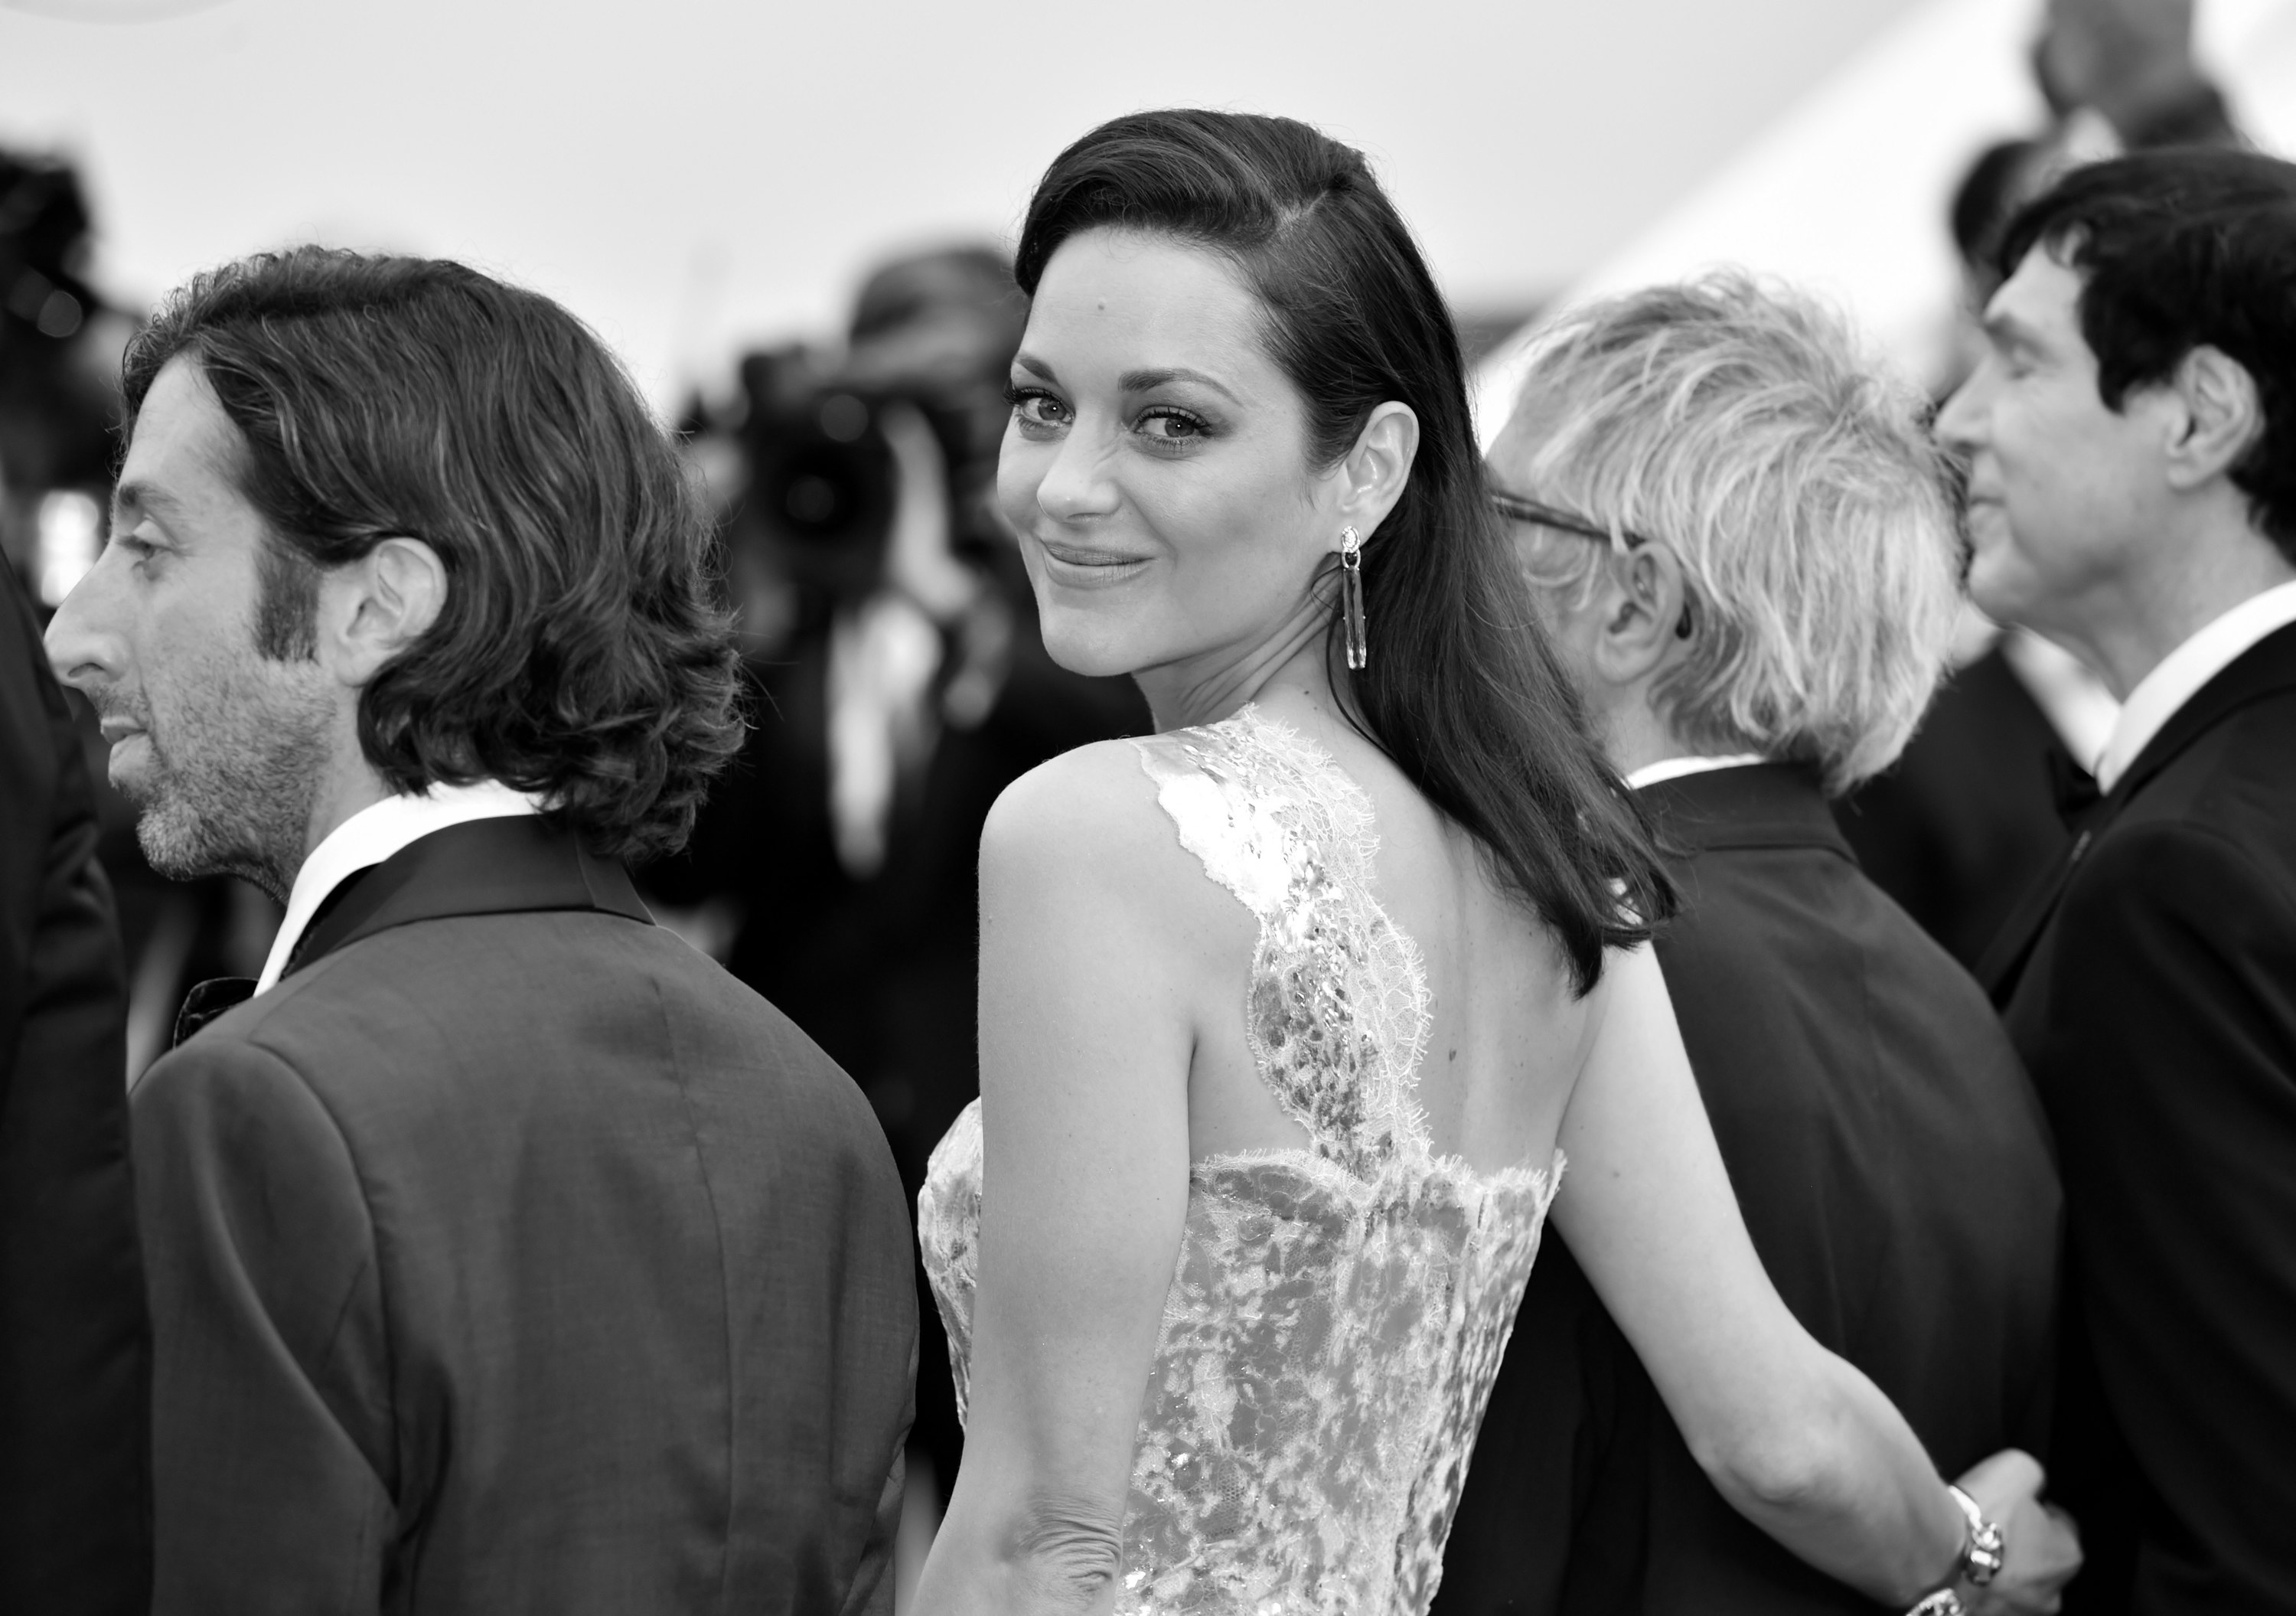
[1437,273,2074,1616]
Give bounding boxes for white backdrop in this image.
[1473,0,2296,440]
[0,0,1918,405]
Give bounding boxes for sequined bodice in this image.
[919,706,1561,1616]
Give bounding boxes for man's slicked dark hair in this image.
[1016,109,1674,991]
[121,246,743,863]
[1998,148,2296,560]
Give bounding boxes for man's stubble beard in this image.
[124,652,338,907]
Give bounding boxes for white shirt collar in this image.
[1998,627,2121,770]
[2093,579,2296,792]
[256,779,545,994]
[1625,753,1770,790]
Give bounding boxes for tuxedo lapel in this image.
[287,817,652,982]
[1977,823,2102,1003]
[1978,622,2296,1004]
[169,821,653,1047]
[1975,746,2114,1001]
[2108,620,2296,805]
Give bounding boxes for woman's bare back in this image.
[922,692,1570,1613]
[1175,684,1600,1177]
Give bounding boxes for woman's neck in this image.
[1134,590,1339,731]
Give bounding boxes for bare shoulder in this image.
[980,735,1245,948]
[984,736,1160,854]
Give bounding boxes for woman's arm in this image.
[909,748,1224,1616]
[1551,945,1975,1606]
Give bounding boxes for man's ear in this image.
[1590,544,1691,687]
[1336,402,1420,537]
[320,536,448,688]
[2164,344,2265,493]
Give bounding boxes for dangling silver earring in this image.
[1339,525,1368,672]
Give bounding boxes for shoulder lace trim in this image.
[1133,705,1433,1178]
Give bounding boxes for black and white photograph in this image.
[4,0,2295,1611]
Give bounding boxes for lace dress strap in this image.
[1132,706,1431,1179]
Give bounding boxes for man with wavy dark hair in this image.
[44,247,916,1615]
[1942,149,2296,1612]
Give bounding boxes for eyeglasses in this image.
[1492,486,1694,639]
[1489,488,1657,551]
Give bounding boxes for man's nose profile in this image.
[44,555,118,700]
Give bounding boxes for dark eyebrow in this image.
[1980,308,2044,350]
[1013,351,1058,384]
[1119,366,1241,403]
[109,478,183,529]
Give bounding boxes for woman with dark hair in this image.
[915,110,2060,1616]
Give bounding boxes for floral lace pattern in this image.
[920,706,1561,1614]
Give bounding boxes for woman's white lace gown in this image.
[919,706,1563,1615]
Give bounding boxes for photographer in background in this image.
[645,243,1148,1535]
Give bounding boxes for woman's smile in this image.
[1032,536,1156,588]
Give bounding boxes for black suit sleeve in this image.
[0,566,148,1609]
[2043,820,2296,1607]
[135,1036,396,1615]
[1431,1232,1644,1616]
[840,1398,910,1616]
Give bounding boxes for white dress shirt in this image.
[2094,579,2296,793]
[1625,753,1769,791]
[256,779,544,994]
[1999,627,2122,772]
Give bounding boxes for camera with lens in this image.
[734,346,908,604]
[729,248,1027,607]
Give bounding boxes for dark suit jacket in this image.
[1837,644,2071,970]
[1982,622,2296,1614]
[644,579,1147,1510]
[136,816,917,1616]
[0,563,148,1610]
[1437,764,2060,1616]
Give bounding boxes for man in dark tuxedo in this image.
[1440,273,2073,1614]
[1940,149,2296,1613]
[0,559,148,1610]
[43,248,917,1614]
[1834,628,2108,971]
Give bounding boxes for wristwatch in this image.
[1903,1486,2005,1614]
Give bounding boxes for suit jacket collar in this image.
[1980,620,2296,1003]
[1639,762,1851,860]
[285,816,653,981]
[2103,618,2296,809]
[257,780,543,993]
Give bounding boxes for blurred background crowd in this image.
[4,0,2291,1597]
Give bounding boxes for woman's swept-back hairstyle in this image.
[1505,273,1962,795]
[1016,109,1671,989]
[121,246,742,863]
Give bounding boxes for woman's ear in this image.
[1338,403,1420,536]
